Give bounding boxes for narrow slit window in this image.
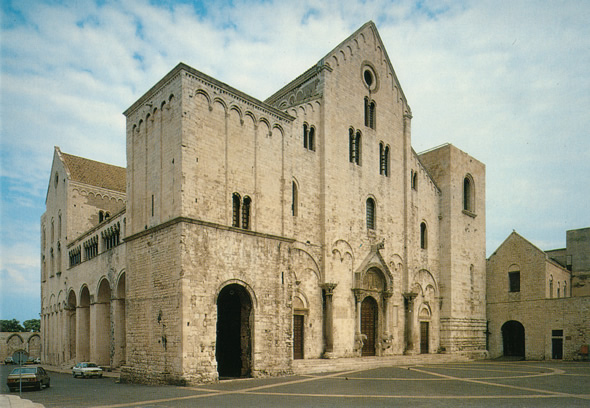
[242,196,251,230]
[292,181,298,217]
[366,198,376,230]
[232,193,241,228]
[420,222,428,249]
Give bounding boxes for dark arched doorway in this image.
[361,296,377,356]
[502,320,525,358]
[216,284,252,378]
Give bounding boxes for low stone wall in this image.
[0,332,41,362]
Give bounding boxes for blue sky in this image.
[1,0,589,322]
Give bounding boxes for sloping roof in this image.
[59,149,126,193]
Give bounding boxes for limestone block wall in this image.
[125,71,183,236]
[568,228,590,296]
[180,222,294,383]
[419,144,486,351]
[487,296,590,360]
[122,221,184,384]
[0,333,41,362]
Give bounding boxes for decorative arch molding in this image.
[331,239,354,264]
[418,303,432,320]
[193,88,211,107]
[293,289,310,311]
[214,279,258,309]
[353,242,394,293]
[244,111,257,125]
[291,246,321,283]
[7,333,24,344]
[28,334,41,344]
[212,97,228,113]
[411,269,438,297]
[272,123,285,136]
[229,105,244,125]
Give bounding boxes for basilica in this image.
[40,21,487,384]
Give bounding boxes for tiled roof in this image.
[60,152,126,193]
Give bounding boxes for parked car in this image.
[6,366,50,391]
[33,357,41,364]
[24,358,36,365]
[4,357,14,365]
[72,362,103,378]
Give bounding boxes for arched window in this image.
[364,97,376,129]
[349,128,361,164]
[366,198,376,230]
[242,196,251,230]
[549,275,553,298]
[379,142,389,176]
[303,124,316,151]
[58,214,61,240]
[463,175,474,212]
[99,211,104,223]
[232,193,241,228]
[557,282,560,298]
[51,219,54,243]
[564,281,567,297]
[420,222,427,249]
[292,181,298,217]
[411,170,418,190]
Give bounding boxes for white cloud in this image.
[1,0,589,319]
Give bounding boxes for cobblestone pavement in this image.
[2,360,589,407]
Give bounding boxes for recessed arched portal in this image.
[216,284,253,378]
[361,296,378,356]
[502,320,525,358]
[96,279,112,366]
[67,290,77,362]
[79,286,91,361]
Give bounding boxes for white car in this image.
[72,362,103,378]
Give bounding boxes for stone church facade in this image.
[40,22,487,384]
[487,228,590,360]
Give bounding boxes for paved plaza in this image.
[2,360,589,407]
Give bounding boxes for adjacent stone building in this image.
[40,21,487,384]
[487,228,590,360]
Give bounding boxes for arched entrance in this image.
[67,290,77,362]
[96,279,112,366]
[361,296,377,356]
[216,284,252,378]
[113,273,126,368]
[502,320,525,358]
[78,286,91,361]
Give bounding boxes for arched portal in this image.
[78,286,91,361]
[361,296,378,356]
[502,320,525,358]
[96,279,112,366]
[67,290,77,362]
[114,273,126,368]
[216,284,253,378]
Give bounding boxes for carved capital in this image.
[321,282,337,295]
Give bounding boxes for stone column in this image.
[321,283,337,358]
[403,292,417,355]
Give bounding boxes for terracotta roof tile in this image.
[61,152,126,193]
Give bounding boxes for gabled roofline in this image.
[124,63,294,123]
[45,146,67,204]
[266,21,411,112]
[488,230,571,272]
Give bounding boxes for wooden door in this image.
[293,315,304,360]
[361,297,377,356]
[420,321,429,354]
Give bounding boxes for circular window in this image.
[364,69,373,87]
[361,64,378,91]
